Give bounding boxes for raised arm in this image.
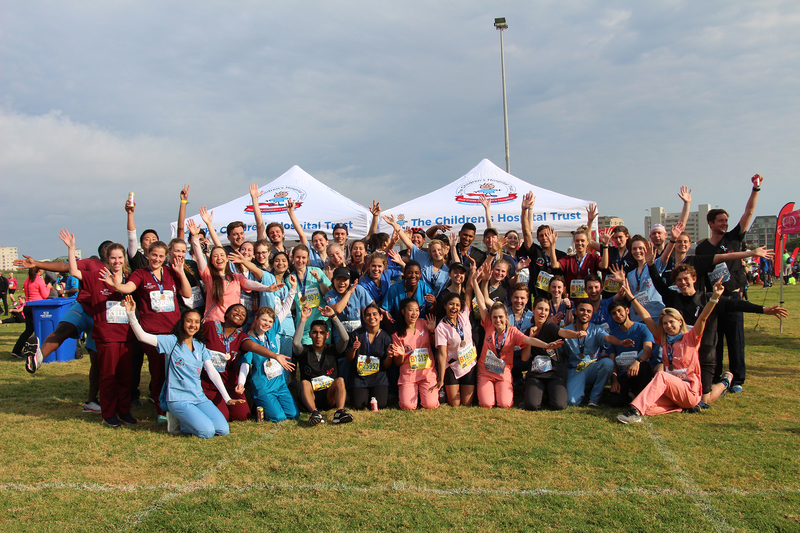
[13,256,70,273]
[187,221,208,273]
[382,215,414,251]
[660,223,683,264]
[676,186,692,229]
[620,280,659,339]
[123,297,157,347]
[543,227,563,271]
[249,184,267,241]
[693,280,724,339]
[177,183,190,240]
[712,246,773,266]
[59,229,82,280]
[365,201,381,241]
[126,202,139,259]
[332,316,349,353]
[170,254,192,299]
[199,206,223,249]
[520,192,536,250]
[276,276,298,323]
[480,195,493,229]
[284,197,308,247]
[293,306,312,354]
[738,174,762,232]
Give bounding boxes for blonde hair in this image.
[658,307,688,336]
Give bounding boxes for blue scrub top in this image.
[158,334,212,403]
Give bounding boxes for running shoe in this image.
[332,409,353,425]
[82,401,101,413]
[587,401,599,408]
[157,414,167,424]
[166,412,181,435]
[617,408,642,424]
[309,410,325,426]
[698,401,711,410]
[730,384,743,394]
[119,413,137,425]
[683,404,702,414]
[103,416,122,428]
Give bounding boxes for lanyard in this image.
[634,267,644,292]
[363,331,376,359]
[216,322,237,354]
[576,253,588,273]
[667,341,675,366]
[494,328,508,353]
[578,335,586,355]
[431,268,444,288]
[298,268,308,299]
[444,317,464,341]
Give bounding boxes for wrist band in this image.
[752,187,761,192]
[181,200,188,203]
[669,240,677,243]
[635,357,644,364]
[710,298,719,304]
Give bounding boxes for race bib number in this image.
[209,350,229,372]
[264,359,283,380]
[570,279,587,299]
[615,351,638,372]
[303,286,321,308]
[709,262,731,284]
[105,301,128,324]
[457,343,477,370]
[666,367,690,382]
[408,348,431,371]
[603,276,621,294]
[536,271,554,291]
[311,375,334,391]
[530,355,553,373]
[357,354,380,376]
[484,350,506,375]
[150,290,176,313]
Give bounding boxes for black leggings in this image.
[524,376,567,411]
[1,314,25,324]
[351,385,389,410]
[11,306,34,355]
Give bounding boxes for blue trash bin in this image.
[27,297,78,363]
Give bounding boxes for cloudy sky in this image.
[2,1,799,259]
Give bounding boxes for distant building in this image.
[645,204,711,245]
[0,247,18,271]
[747,216,777,248]
[597,216,625,230]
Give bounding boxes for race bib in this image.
[150,290,175,313]
[209,350,229,372]
[603,276,621,294]
[615,351,638,372]
[457,343,477,370]
[666,367,690,382]
[184,285,205,309]
[536,271,554,291]
[408,348,431,371]
[633,291,650,308]
[356,354,380,376]
[264,359,283,380]
[241,293,254,312]
[517,268,530,285]
[484,350,506,375]
[530,355,553,373]
[709,262,731,284]
[311,375,334,391]
[575,356,597,372]
[341,320,362,333]
[105,301,129,324]
[303,286,321,308]
[668,284,680,293]
[570,279,587,299]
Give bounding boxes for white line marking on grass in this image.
[117,424,283,532]
[0,397,76,404]
[3,480,799,498]
[643,420,735,533]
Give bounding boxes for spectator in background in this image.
[0,273,8,315]
[10,267,50,359]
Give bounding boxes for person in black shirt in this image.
[520,193,566,299]
[293,306,352,425]
[695,174,762,393]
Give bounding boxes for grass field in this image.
[1,285,798,532]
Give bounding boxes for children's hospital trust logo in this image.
[244,186,307,214]
[455,179,517,205]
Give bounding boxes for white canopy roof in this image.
[382,158,595,235]
[171,165,372,244]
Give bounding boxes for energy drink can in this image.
[126,192,135,207]
[256,406,264,422]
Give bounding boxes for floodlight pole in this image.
[495,17,510,173]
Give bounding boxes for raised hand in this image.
[264,283,283,293]
[123,295,136,313]
[753,246,773,260]
[172,253,185,271]
[479,194,491,210]
[370,201,381,217]
[180,183,190,202]
[287,274,298,290]
[310,269,322,281]
[712,279,725,299]
[186,219,201,237]
[228,251,246,264]
[670,222,685,241]
[351,337,361,352]
[287,198,296,212]
[319,305,335,318]
[381,214,398,229]
[522,191,536,210]
[13,256,36,269]
[517,257,531,270]
[300,305,312,321]
[751,174,763,187]
[425,315,437,332]
[609,264,626,283]
[59,229,75,249]
[586,203,598,222]
[678,186,692,204]
[199,206,213,226]
[249,183,263,199]
[644,242,656,265]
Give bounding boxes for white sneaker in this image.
[82,401,101,413]
[166,412,181,435]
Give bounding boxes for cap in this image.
[332,266,352,280]
[411,228,426,236]
[649,224,666,234]
[483,227,498,238]
[332,223,349,233]
[449,262,467,273]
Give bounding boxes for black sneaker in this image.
[682,404,702,414]
[103,416,122,428]
[617,408,642,424]
[332,409,353,425]
[698,401,711,410]
[309,410,325,426]
[119,413,137,425]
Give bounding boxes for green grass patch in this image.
[1,286,798,532]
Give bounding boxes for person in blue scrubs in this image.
[125,297,244,438]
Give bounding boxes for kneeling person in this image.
[293,306,352,425]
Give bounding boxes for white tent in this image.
[171,165,372,244]
[382,159,595,235]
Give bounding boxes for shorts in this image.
[313,389,334,410]
[444,365,477,386]
[61,301,96,352]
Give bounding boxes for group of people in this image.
[9,174,789,437]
